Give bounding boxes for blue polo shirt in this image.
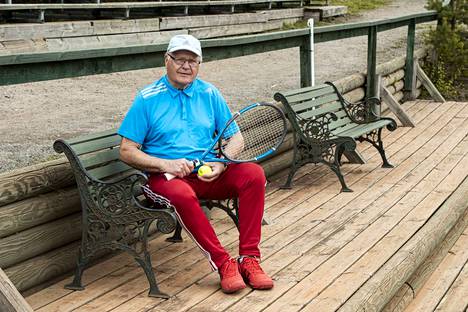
[118,75,233,160]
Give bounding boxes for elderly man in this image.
[118,34,274,293]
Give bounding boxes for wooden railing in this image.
[0,11,438,99]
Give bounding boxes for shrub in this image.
[424,0,467,100]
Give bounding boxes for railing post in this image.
[366,25,378,98]
[300,35,312,88]
[404,19,416,99]
[308,18,315,87]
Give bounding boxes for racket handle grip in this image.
[164,173,176,180]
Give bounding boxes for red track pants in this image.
[142,163,266,270]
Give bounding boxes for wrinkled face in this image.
[165,50,201,89]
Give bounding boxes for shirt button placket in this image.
[180,92,187,121]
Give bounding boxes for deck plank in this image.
[25,101,468,312]
[434,261,468,312]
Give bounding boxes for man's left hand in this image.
[197,162,226,182]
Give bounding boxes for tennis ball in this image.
[198,165,212,177]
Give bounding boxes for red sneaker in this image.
[238,257,274,290]
[219,258,246,293]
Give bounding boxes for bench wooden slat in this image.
[72,135,122,156]
[298,101,342,120]
[87,161,134,181]
[285,85,336,104]
[290,93,340,113]
[338,120,393,138]
[328,115,354,131]
[81,148,121,169]
[67,129,118,145]
[331,122,362,137]
[279,84,330,98]
[332,110,349,119]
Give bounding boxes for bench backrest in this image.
[53,129,134,182]
[274,83,354,140]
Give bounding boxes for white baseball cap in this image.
[167,35,202,60]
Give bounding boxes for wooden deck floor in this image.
[25,100,468,312]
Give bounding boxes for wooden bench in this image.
[53,129,239,299]
[274,81,397,192]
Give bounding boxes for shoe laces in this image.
[240,257,264,276]
[220,258,239,278]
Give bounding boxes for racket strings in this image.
[221,105,286,162]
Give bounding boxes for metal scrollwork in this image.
[298,112,338,142]
[320,142,337,165]
[97,184,128,215]
[156,213,178,234]
[346,100,369,123]
[359,129,379,144]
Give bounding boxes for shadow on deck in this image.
[26,100,468,312]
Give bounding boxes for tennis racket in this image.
[165,102,287,180]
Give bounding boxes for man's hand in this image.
[197,162,226,182]
[163,159,194,178]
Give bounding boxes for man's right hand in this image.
[162,159,194,178]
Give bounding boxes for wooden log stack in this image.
[0,8,304,54]
[0,49,429,294]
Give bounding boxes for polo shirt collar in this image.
[163,75,196,98]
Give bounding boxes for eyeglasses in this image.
[167,53,200,68]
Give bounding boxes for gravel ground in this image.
[0,0,431,173]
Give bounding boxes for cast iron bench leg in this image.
[64,249,87,291]
[359,128,394,168]
[281,144,300,189]
[137,252,169,299]
[328,162,353,193]
[166,222,183,242]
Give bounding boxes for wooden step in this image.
[403,220,468,311]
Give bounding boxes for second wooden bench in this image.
[274,81,397,192]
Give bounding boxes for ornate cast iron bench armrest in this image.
[325,81,384,125]
[54,136,177,298]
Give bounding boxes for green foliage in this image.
[424,0,467,99]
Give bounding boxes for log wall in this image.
[0,49,427,293]
[0,8,304,54]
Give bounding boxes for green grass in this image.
[330,0,394,15]
[282,20,309,30]
[282,0,394,30]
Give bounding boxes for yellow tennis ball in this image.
[198,165,212,177]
